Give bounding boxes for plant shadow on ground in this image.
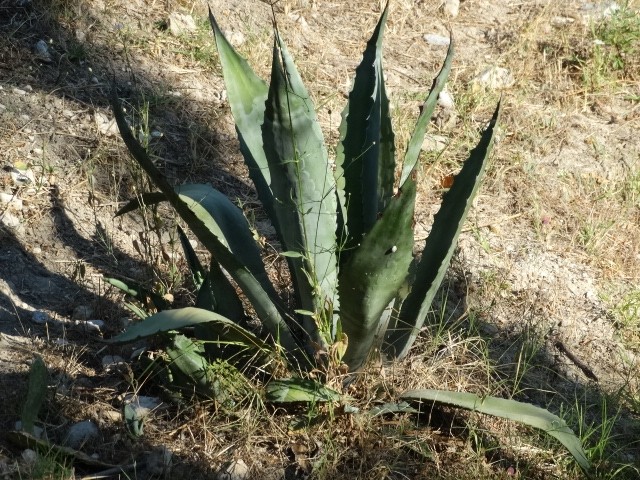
[0,0,638,478]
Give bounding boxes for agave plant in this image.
[107,4,591,474]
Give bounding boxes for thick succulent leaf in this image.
[401,389,591,475]
[194,260,247,361]
[111,92,299,354]
[105,277,169,311]
[335,3,394,259]
[399,38,454,186]
[176,225,205,289]
[21,357,48,436]
[165,335,220,400]
[369,401,420,417]
[208,9,277,226]
[339,178,416,371]
[262,33,339,344]
[108,307,272,359]
[195,260,244,318]
[265,378,341,403]
[384,103,501,359]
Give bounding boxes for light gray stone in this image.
[65,420,99,449]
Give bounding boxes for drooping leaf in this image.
[108,308,270,357]
[108,95,299,354]
[335,3,395,260]
[399,38,454,186]
[262,32,339,346]
[401,389,591,475]
[265,378,341,403]
[339,178,416,371]
[105,277,169,312]
[384,103,501,359]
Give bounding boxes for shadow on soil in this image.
[0,1,638,479]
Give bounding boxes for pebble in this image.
[472,66,515,90]
[0,211,20,229]
[34,40,52,63]
[102,355,126,371]
[443,0,460,17]
[94,112,118,137]
[64,420,99,449]
[124,394,163,416]
[144,446,173,476]
[228,30,246,47]
[32,247,42,254]
[0,192,22,210]
[78,319,104,333]
[12,88,27,95]
[421,134,448,152]
[438,90,455,110]
[21,449,38,464]
[168,12,196,36]
[31,311,50,324]
[423,33,450,47]
[215,459,249,480]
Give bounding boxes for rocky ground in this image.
[0,0,639,478]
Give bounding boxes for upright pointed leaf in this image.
[176,225,205,289]
[208,10,276,226]
[401,389,591,475]
[335,4,395,259]
[399,38,454,186]
[384,103,501,359]
[262,33,339,345]
[339,179,415,371]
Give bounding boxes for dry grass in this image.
[1,0,639,478]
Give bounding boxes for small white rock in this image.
[124,394,163,415]
[94,112,118,137]
[12,88,27,95]
[423,33,450,47]
[21,449,38,464]
[438,90,455,110]
[421,134,448,152]
[216,459,249,480]
[168,12,197,36]
[443,0,460,17]
[0,211,21,229]
[0,192,22,210]
[228,30,246,47]
[81,319,104,333]
[472,66,515,90]
[32,247,42,254]
[64,420,99,449]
